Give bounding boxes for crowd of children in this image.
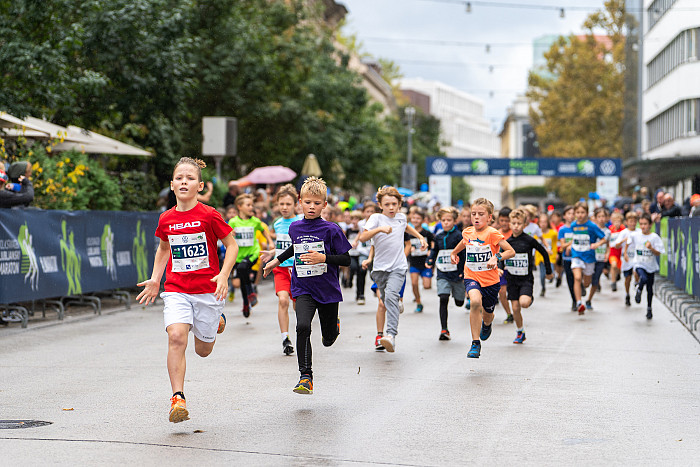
[138,161,666,423]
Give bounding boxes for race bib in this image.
[544,238,552,252]
[635,247,654,266]
[572,234,590,252]
[234,226,255,247]
[168,232,209,272]
[294,241,327,277]
[595,245,607,262]
[410,237,427,257]
[436,249,457,272]
[465,243,493,272]
[275,233,292,258]
[610,231,620,246]
[505,253,529,276]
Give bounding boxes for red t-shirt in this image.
[155,203,233,294]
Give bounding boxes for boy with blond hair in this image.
[451,198,515,358]
[357,186,427,352]
[263,177,351,394]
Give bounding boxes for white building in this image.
[636,0,700,201]
[399,78,502,204]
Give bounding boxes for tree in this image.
[527,0,626,203]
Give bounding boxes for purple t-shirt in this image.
[289,217,351,303]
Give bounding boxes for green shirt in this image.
[228,216,264,262]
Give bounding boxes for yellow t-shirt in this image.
[536,229,558,266]
[251,222,270,271]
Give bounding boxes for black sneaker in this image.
[611,282,617,292]
[283,337,294,355]
[556,276,562,288]
[322,318,340,347]
[439,329,451,341]
[625,295,631,307]
[503,314,514,324]
[539,289,545,297]
[646,307,653,319]
[635,286,642,304]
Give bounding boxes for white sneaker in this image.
[398,301,404,314]
[379,334,395,352]
[357,298,365,305]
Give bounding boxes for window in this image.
[647,28,699,88]
[647,0,677,30]
[647,99,700,150]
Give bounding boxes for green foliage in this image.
[118,171,159,212]
[512,186,548,198]
[452,177,473,204]
[389,106,444,188]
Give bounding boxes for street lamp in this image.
[402,106,417,192]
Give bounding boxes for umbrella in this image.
[244,166,296,184]
[301,154,323,177]
[397,187,414,197]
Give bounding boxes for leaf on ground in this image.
[357,366,361,374]
[194,430,205,433]
[62,408,74,411]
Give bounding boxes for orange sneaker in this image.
[293,376,313,395]
[217,313,226,334]
[169,394,190,423]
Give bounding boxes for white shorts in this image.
[571,258,595,276]
[161,292,224,343]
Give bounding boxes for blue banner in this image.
[0,210,159,304]
[426,157,622,177]
[662,218,700,297]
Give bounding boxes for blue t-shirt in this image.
[273,215,302,267]
[558,225,574,261]
[570,220,605,264]
[289,217,351,303]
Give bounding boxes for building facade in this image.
[400,78,502,204]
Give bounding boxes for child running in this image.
[557,206,577,310]
[496,207,513,322]
[607,211,626,292]
[625,213,664,319]
[614,211,639,307]
[262,177,351,394]
[408,207,435,313]
[425,206,465,340]
[268,184,302,355]
[585,207,610,311]
[451,198,515,358]
[569,202,607,315]
[535,212,557,297]
[229,194,272,317]
[137,157,238,423]
[501,208,552,344]
[357,186,427,353]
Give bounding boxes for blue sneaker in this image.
[415,304,423,313]
[479,322,492,341]
[467,341,481,358]
[513,330,526,344]
[465,298,471,310]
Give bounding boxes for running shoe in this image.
[556,276,562,288]
[577,301,586,315]
[374,334,385,351]
[611,282,617,292]
[635,286,642,304]
[513,330,526,344]
[293,376,313,395]
[439,329,451,341]
[283,337,294,355]
[571,302,577,312]
[646,307,653,319]
[357,297,365,305]
[585,301,593,311]
[479,322,492,341]
[540,289,545,297]
[227,291,235,302]
[398,301,404,314]
[248,292,258,307]
[415,304,423,313]
[322,318,340,347]
[217,313,226,334]
[465,298,471,310]
[169,394,189,423]
[467,341,481,358]
[379,334,395,352]
[503,314,514,324]
[625,295,631,307]
[242,304,250,318]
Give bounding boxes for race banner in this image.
[656,217,700,297]
[426,157,622,177]
[0,210,159,304]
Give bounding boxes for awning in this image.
[622,156,700,190]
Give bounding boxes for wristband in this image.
[495,253,502,261]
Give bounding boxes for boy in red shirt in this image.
[451,198,515,358]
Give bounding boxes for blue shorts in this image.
[410,266,433,278]
[499,273,508,287]
[371,278,406,297]
[464,279,500,313]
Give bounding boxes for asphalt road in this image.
[1,275,699,466]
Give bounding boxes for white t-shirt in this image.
[356,219,371,257]
[614,229,633,271]
[363,212,408,272]
[627,231,664,273]
[524,223,542,239]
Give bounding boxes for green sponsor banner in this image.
[659,217,668,277]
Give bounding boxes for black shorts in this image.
[507,279,534,301]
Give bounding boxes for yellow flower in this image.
[46,146,52,153]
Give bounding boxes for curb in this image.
[655,277,700,344]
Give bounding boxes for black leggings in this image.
[350,256,367,299]
[439,294,464,331]
[563,260,576,303]
[295,294,340,378]
[235,256,257,307]
[636,268,655,308]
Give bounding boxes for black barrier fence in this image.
[658,217,700,297]
[0,210,159,305]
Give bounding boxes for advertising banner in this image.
[657,218,700,297]
[0,210,159,304]
[426,157,622,178]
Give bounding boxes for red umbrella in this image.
[244,165,296,184]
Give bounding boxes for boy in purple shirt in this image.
[263,177,351,395]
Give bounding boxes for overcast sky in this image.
[339,0,609,131]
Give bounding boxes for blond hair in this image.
[471,197,495,216]
[509,208,528,222]
[376,186,403,205]
[235,193,254,207]
[409,206,425,218]
[275,183,298,203]
[173,157,206,182]
[300,176,327,200]
[625,211,639,220]
[437,206,458,220]
[611,211,623,221]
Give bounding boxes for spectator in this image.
[689,194,700,218]
[222,180,240,208]
[0,161,34,208]
[659,193,682,219]
[649,190,665,215]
